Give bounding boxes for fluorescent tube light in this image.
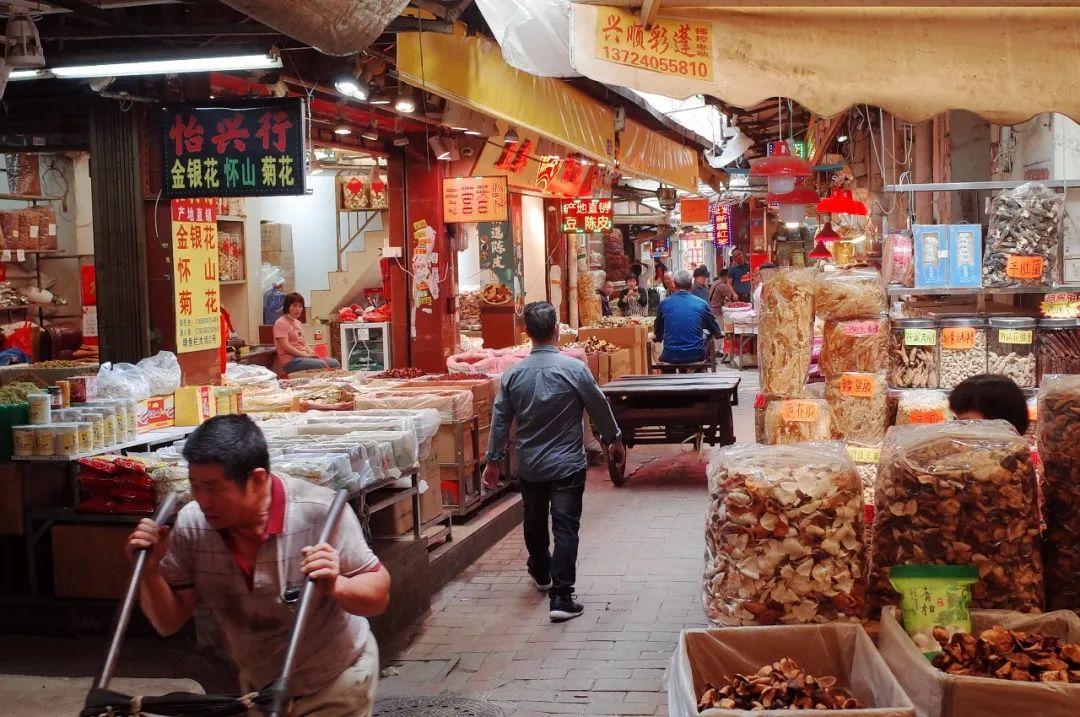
[51,52,281,79]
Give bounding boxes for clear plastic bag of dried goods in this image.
[825,371,888,442]
[882,232,914,287]
[815,268,888,321]
[895,389,952,426]
[819,316,889,378]
[762,397,836,445]
[703,441,867,626]
[758,268,815,397]
[870,420,1043,613]
[1037,375,1080,610]
[983,182,1063,288]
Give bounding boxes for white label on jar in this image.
[998,329,1034,345]
[56,430,77,455]
[13,429,33,456]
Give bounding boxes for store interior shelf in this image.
[888,386,1039,397]
[888,285,1080,296]
[217,215,246,222]
[366,486,418,515]
[885,180,1080,193]
[0,193,62,202]
[13,425,197,462]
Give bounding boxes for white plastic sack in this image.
[137,351,182,397]
[97,362,152,401]
[225,363,279,388]
[475,0,578,77]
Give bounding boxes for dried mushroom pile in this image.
[870,422,1043,612]
[697,658,860,712]
[570,337,619,353]
[758,269,815,397]
[932,626,1080,683]
[983,182,1063,288]
[1037,376,1080,610]
[704,443,867,626]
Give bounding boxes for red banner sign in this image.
[561,197,614,233]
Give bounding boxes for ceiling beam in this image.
[37,0,150,31]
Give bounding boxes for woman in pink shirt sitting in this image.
[274,293,341,374]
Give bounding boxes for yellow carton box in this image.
[174,385,216,426]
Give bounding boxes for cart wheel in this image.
[608,452,627,486]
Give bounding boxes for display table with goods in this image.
[600,373,740,486]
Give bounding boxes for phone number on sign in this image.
[599,46,710,78]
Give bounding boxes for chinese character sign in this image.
[595,9,713,80]
[561,198,613,233]
[442,176,509,223]
[172,198,221,354]
[479,221,514,288]
[712,204,733,248]
[161,98,306,198]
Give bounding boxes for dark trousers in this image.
[520,470,586,599]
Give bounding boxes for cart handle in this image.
[95,492,181,691]
[267,488,350,717]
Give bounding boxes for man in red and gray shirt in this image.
[126,415,390,716]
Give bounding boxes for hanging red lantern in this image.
[816,188,868,216]
[751,141,813,194]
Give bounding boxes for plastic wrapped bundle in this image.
[819,317,889,378]
[1037,375,1080,610]
[150,465,192,505]
[296,424,417,470]
[352,389,472,422]
[273,452,367,494]
[983,182,1063,288]
[824,371,888,442]
[762,398,836,445]
[758,269,815,397]
[347,408,441,443]
[815,269,888,321]
[870,421,1043,612]
[703,442,867,626]
[895,390,951,426]
[279,442,372,484]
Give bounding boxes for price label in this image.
[15,250,25,262]
[998,329,1033,345]
[846,445,881,464]
[840,372,876,398]
[907,409,946,424]
[941,327,977,350]
[1006,254,1045,279]
[1,251,10,263]
[1028,399,1038,422]
[780,400,820,423]
[1041,292,1080,318]
[842,320,881,337]
[904,328,937,346]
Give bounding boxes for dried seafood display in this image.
[762,398,836,445]
[375,367,426,380]
[1036,319,1080,382]
[845,442,880,507]
[704,442,867,625]
[938,319,988,390]
[819,317,888,378]
[824,372,887,442]
[1038,375,1080,610]
[596,315,650,327]
[759,269,815,397]
[697,658,861,712]
[932,626,1080,683]
[814,268,888,321]
[0,281,27,308]
[983,182,1063,288]
[870,421,1043,612]
[569,337,619,353]
[896,390,951,426]
[889,319,938,389]
[988,349,1037,388]
[988,317,1037,388]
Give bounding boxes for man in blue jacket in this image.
[654,269,723,364]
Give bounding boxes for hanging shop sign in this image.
[442,176,509,223]
[561,197,614,233]
[712,204,733,248]
[680,197,710,224]
[161,97,307,199]
[478,221,514,293]
[410,219,441,337]
[171,198,221,354]
[595,8,713,80]
[681,233,706,270]
[534,155,597,197]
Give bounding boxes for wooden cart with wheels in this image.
[600,373,740,486]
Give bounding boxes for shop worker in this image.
[691,265,711,301]
[728,249,752,302]
[274,292,341,374]
[484,301,625,623]
[126,415,390,716]
[949,374,1030,435]
[598,280,615,317]
[654,269,723,364]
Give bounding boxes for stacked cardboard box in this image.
[261,222,296,292]
[578,326,648,375]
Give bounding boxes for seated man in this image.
[654,269,723,364]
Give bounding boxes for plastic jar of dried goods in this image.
[938,317,987,389]
[889,318,939,389]
[1036,318,1080,383]
[988,317,1037,388]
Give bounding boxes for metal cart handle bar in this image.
[96,491,181,691]
[266,488,350,717]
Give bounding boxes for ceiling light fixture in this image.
[361,121,379,142]
[394,86,416,113]
[751,141,812,195]
[5,13,45,68]
[768,184,819,227]
[837,135,849,143]
[429,136,450,161]
[817,188,868,216]
[369,76,392,105]
[393,133,409,147]
[334,69,369,101]
[49,51,281,79]
[808,239,834,260]
[815,221,842,243]
[333,120,351,136]
[503,126,519,144]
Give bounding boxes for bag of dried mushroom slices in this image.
[758,268,815,397]
[870,420,1043,613]
[703,442,867,626]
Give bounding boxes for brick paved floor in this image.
[379,369,756,716]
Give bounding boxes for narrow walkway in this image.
[380,369,756,716]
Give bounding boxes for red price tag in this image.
[840,373,875,398]
[1006,255,1045,279]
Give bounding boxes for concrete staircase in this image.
[309,227,388,322]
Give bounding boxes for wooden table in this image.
[600,373,741,486]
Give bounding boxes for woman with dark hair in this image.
[273,292,341,374]
[948,373,1030,435]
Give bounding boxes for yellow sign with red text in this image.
[172,198,220,354]
[595,9,713,81]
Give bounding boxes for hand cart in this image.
[81,489,351,717]
[600,373,740,486]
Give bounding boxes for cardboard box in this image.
[260,222,293,252]
[578,325,649,375]
[419,477,444,523]
[669,625,915,717]
[879,607,1080,717]
[436,421,476,466]
[608,348,631,381]
[948,224,982,288]
[174,385,216,426]
[138,395,175,432]
[52,523,133,599]
[369,495,414,536]
[586,353,603,384]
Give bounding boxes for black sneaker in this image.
[549,594,584,623]
[528,569,553,592]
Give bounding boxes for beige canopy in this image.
[571,2,1080,124]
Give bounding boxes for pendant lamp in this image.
[817,188,868,216]
[751,141,812,194]
[808,240,834,260]
[815,221,842,243]
[768,184,819,228]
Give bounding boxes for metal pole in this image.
[95,492,180,690]
[268,489,350,717]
